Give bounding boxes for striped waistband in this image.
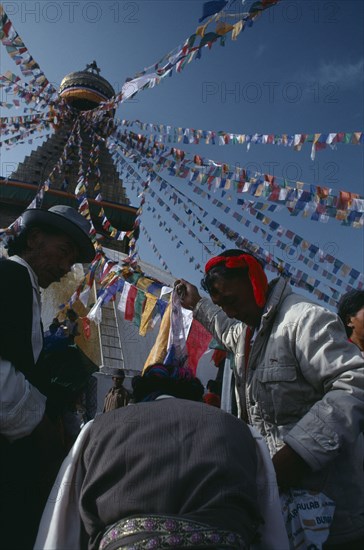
[99,514,247,550]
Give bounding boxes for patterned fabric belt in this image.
[99,514,247,550]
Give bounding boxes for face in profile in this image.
[348,306,364,348]
[209,275,263,327]
[24,228,79,288]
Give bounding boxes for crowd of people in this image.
[0,204,363,550]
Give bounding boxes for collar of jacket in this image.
[260,277,291,331]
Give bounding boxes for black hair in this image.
[337,290,364,337]
[49,323,59,334]
[132,364,204,403]
[201,249,264,295]
[6,224,66,257]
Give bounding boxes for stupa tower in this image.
[1,63,139,381]
[8,62,135,251]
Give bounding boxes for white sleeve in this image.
[194,297,245,351]
[249,426,290,550]
[0,356,46,442]
[34,420,94,550]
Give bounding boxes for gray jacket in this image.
[194,277,364,545]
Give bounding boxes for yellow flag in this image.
[353,132,361,144]
[216,21,234,35]
[143,302,171,372]
[139,293,158,337]
[137,277,154,292]
[254,184,263,197]
[231,21,244,40]
[196,23,208,37]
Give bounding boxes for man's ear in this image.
[347,315,354,328]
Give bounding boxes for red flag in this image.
[124,285,138,321]
[186,319,212,375]
[211,348,227,367]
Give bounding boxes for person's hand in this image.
[272,444,310,491]
[174,279,202,310]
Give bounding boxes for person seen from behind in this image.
[35,363,262,549]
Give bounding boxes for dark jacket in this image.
[0,259,47,549]
[80,398,261,550]
[0,258,36,379]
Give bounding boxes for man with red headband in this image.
[176,249,364,549]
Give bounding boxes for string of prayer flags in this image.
[118,129,363,227]
[72,127,127,243]
[141,226,172,273]
[116,139,362,300]
[74,122,98,247]
[115,133,364,295]
[156,161,362,295]
[78,250,172,336]
[122,137,362,303]
[0,5,57,104]
[111,141,225,253]
[0,74,53,108]
[116,119,363,158]
[88,0,279,117]
[113,146,210,273]
[163,171,362,293]
[145,202,204,274]
[1,130,51,149]
[186,181,363,292]
[118,165,203,273]
[115,159,205,273]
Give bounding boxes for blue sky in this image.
[1,0,363,303]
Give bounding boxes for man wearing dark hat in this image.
[176,249,364,549]
[0,205,95,549]
[103,368,131,412]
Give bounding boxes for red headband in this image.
[205,254,268,308]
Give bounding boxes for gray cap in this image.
[21,205,95,263]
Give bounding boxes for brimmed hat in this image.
[21,205,95,263]
[110,368,126,379]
